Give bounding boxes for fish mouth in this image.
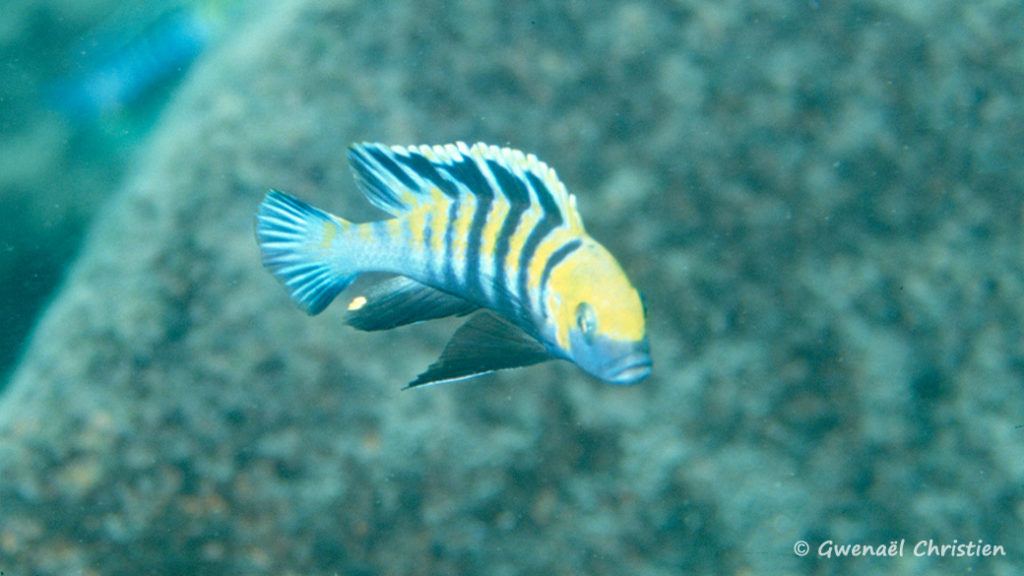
[606,353,652,385]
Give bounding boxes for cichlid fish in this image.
[48,2,234,120]
[256,142,651,388]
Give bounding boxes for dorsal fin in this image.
[347,142,584,232]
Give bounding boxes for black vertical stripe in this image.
[489,159,531,207]
[516,216,559,316]
[441,154,492,197]
[489,160,531,318]
[395,151,460,199]
[538,238,582,314]
[365,147,419,191]
[515,172,567,316]
[450,157,494,303]
[526,172,564,225]
[349,147,409,214]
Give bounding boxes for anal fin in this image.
[343,276,477,331]
[407,312,552,388]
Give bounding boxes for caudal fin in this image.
[256,190,356,315]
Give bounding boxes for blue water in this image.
[0,0,230,385]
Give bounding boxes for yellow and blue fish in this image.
[256,142,651,387]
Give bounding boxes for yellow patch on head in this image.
[527,229,577,294]
[546,238,646,345]
[348,295,367,311]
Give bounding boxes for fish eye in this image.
[576,302,597,343]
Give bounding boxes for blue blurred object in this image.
[48,3,224,120]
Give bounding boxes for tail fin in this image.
[256,190,356,315]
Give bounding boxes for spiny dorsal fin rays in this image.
[347,142,585,232]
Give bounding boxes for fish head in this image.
[544,239,651,385]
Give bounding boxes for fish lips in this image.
[573,333,652,385]
[606,351,653,385]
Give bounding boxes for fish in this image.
[48,2,229,120]
[255,142,651,388]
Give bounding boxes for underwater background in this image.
[1,0,1022,574]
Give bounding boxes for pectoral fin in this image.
[407,312,552,388]
[343,276,477,331]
